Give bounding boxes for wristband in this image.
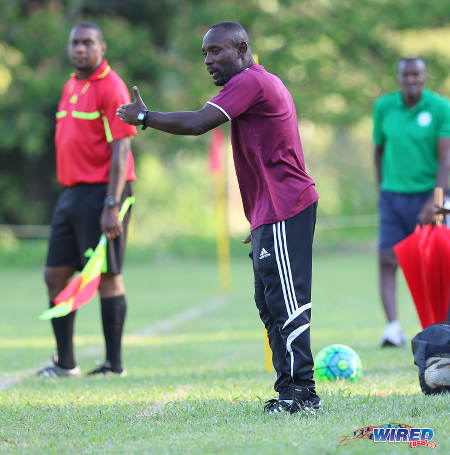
[104,196,120,208]
[136,110,149,130]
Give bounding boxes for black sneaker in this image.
[87,361,126,377]
[263,398,292,414]
[290,386,323,415]
[37,357,80,378]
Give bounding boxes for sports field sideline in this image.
[0,249,448,454]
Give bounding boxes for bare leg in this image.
[44,266,76,300]
[378,249,406,346]
[379,249,398,322]
[98,273,125,298]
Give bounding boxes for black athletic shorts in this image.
[378,189,450,250]
[46,182,133,274]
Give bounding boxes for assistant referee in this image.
[38,23,137,377]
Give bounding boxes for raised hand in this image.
[117,86,148,125]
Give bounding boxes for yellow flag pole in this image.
[210,127,231,293]
[253,54,273,373]
[264,329,273,373]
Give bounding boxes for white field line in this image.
[0,294,228,390]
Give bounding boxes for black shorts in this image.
[378,190,432,250]
[46,182,133,274]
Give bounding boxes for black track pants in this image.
[251,202,317,398]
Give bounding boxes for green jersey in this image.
[373,88,450,193]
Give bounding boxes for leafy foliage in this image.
[1,0,449,223]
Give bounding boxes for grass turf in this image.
[0,249,448,454]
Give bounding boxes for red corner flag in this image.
[209,127,225,174]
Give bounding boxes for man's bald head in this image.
[397,57,426,73]
[209,21,250,48]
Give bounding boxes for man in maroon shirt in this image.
[118,21,321,414]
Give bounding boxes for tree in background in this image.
[1,0,449,225]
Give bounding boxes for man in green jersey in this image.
[373,57,450,347]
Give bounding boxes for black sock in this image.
[50,300,76,369]
[101,295,127,371]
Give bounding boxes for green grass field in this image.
[1,246,448,454]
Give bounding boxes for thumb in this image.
[133,86,144,104]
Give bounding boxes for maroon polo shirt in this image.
[207,64,318,230]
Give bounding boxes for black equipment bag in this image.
[411,322,450,395]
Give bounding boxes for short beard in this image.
[70,60,90,72]
[214,73,232,87]
[214,79,226,86]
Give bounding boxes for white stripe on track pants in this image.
[250,202,317,399]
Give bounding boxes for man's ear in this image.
[101,41,107,56]
[237,41,248,58]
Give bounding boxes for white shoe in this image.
[37,356,81,378]
[380,321,407,347]
[424,355,450,389]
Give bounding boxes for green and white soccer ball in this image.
[314,344,362,382]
